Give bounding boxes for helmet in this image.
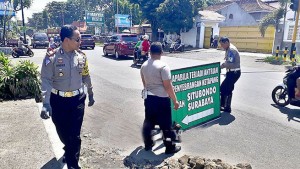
[143,35,149,40]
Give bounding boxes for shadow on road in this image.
[197,112,235,129]
[271,104,300,122]
[102,54,133,61]
[123,146,174,168]
[40,157,62,169]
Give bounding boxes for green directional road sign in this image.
[85,11,104,26]
[171,62,221,130]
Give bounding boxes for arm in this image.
[41,56,54,104]
[140,67,145,88]
[161,66,179,110]
[221,49,240,69]
[163,80,179,110]
[81,54,95,106]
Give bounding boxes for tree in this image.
[156,0,194,35]
[27,12,45,30]
[259,0,288,37]
[45,1,67,27]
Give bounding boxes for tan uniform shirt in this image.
[223,43,241,69]
[41,47,91,104]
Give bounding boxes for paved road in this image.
[10,47,300,168]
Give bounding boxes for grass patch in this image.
[264,55,300,65]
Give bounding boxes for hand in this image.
[88,94,95,107]
[220,63,225,69]
[41,103,52,119]
[173,100,179,110]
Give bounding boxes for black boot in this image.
[164,141,181,154]
[223,94,232,113]
[220,95,226,110]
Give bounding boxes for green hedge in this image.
[0,53,41,101]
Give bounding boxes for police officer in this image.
[40,25,94,169]
[140,42,181,154]
[219,37,241,113]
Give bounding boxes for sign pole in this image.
[21,0,26,44]
[290,2,300,64]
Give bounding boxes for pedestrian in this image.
[40,25,94,169]
[219,37,241,113]
[140,42,181,154]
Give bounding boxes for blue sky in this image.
[16,0,67,22]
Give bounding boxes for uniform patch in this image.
[45,57,51,66]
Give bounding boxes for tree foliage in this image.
[157,0,193,34]
[259,0,288,37]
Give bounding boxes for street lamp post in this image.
[2,1,8,46]
[21,0,27,44]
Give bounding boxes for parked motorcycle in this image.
[133,48,149,66]
[272,67,300,107]
[169,41,184,53]
[12,44,34,58]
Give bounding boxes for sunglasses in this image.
[70,37,81,43]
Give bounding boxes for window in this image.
[287,25,300,40]
[229,14,233,19]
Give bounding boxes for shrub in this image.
[0,53,41,100]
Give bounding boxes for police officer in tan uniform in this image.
[219,37,241,113]
[40,25,94,169]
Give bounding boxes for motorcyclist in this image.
[18,37,28,53]
[287,66,300,102]
[141,35,150,60]
[49,37,57,49]
[134,36,143,60]
[175,36,181,49]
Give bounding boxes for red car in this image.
[80,34,95,50]
[103,34,138,59]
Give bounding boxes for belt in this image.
[51,88,84,97]
[227,68,241,72]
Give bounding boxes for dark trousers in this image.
[287,69,300,98]
[220,70,241,106]
[50,93,86,169]
[142,95,176,149]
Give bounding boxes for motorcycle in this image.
[12,44,34,58]
[272,67,300,107]
[169,41,184,53]
[133,48,149,66]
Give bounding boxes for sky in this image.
[16,0,67,22]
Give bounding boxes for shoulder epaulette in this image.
[76,49,86,56]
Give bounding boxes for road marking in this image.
[37,103,66,168]
[182,108,214,125]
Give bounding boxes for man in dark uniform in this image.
[40,25,94,169]
[140,42,181,154]
[219,37,241,113]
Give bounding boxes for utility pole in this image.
[2,1,7,46]
[21,0,27,44]
[290,0,300,64]
[116,0,119,34]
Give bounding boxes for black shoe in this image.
[165,146,181,154]
[221,107,231,113]
[144,142,155,151]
